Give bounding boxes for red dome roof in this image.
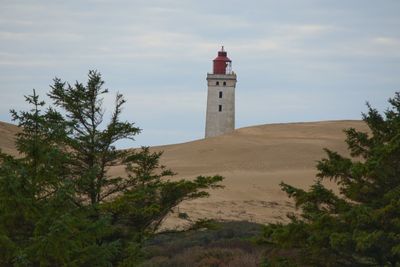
[213,47,231,74]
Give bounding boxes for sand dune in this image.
[144,120,368,228]
[0,120,368,228]
[0,121,20,156]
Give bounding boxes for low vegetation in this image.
[140,220,265,267]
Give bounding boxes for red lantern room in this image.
[213,46,232,74]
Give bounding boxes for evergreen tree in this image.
[48,71,141,206]
[0,90,117,266]
[261,92,400,266]
[0,71,223,266]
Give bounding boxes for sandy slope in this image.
[0,121,20,156]
[0,120,368,228]
[110,120,368,228]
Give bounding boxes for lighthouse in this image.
[205,46,237,138]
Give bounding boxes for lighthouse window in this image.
[223,81,226,86]
[219,105,222,112]
[219,91,223,98]
[216,81,219,86]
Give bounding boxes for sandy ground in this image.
[0,121,20,156]
[0,120,368,229]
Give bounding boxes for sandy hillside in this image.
[0,121,20,156]
[111,120,368,228]
[0,120,368,228]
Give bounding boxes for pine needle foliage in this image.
[262,92,400,267]
[0,71,223,266]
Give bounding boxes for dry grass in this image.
[140,221,265,267]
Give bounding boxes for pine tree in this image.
[0,90,118,266]
[48,70,141,206]
[261,92,400,266]
[0,71,223,266]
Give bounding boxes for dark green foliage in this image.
[0,71,223,266]
[0,90,116,266]
[48,71,141,206]
[261,92,400,266]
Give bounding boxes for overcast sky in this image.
[1,0,399,147]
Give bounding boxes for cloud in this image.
[0,0,399,146]
[0,31,82,41]
[276,24,336,37]
[120,90,206,115]
[373,37,400,46]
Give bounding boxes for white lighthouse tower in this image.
[205,46,237,138]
